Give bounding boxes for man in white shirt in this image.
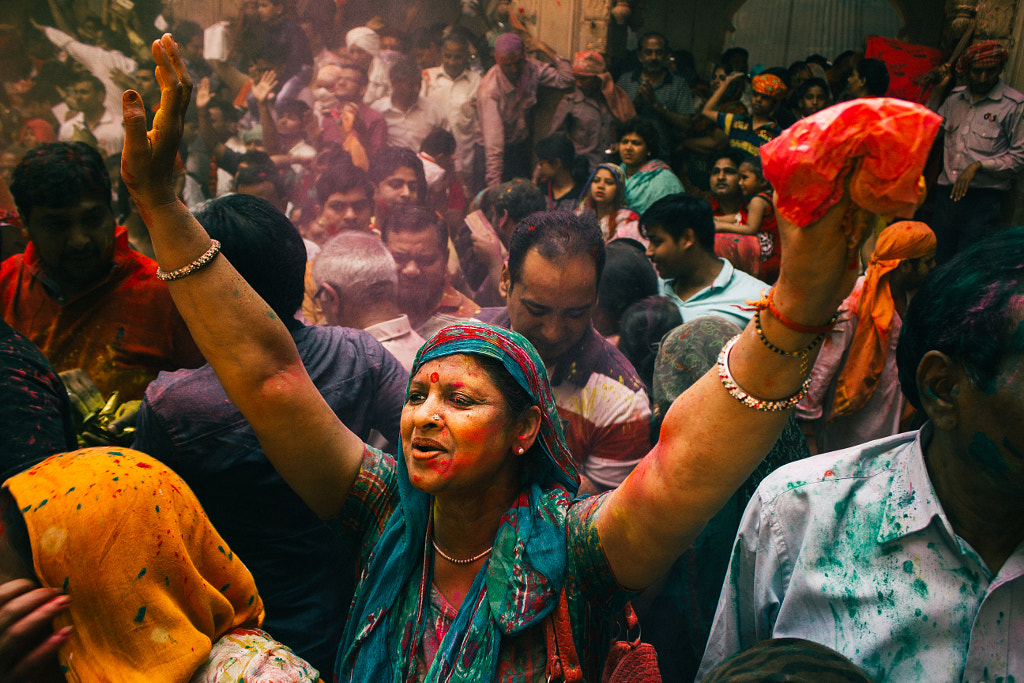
[38,23,136,118]
[372,55,449,154]
[58,74,125,159]
[421,33,484,194]
[699,228,1024,683]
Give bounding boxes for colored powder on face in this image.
[134,605,147,623]
[431,372,439,383]
[968,431,1008,473]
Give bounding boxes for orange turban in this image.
[752,74,787,99]
[832,221,936,417]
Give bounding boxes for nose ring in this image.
[431,414,441,422]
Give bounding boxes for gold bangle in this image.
[717,335,810,412]
[156,239,222,281]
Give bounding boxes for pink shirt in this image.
[477,56,573,185]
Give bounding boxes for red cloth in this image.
[1,227,203,401]
[760,98,941,228]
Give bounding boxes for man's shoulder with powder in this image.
[752,430,916,508]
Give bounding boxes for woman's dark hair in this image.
[897,227,1024,409]
[597,239,659,328]
[796,77,830,104]
[535,134,575,170]
[618,295,682,394]
[473,353,535,420]
[854,57,890,96]
[618,118,660,157]
[10,142,111,222]
[193,194,307,323]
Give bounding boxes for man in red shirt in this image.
[1,142,201,401]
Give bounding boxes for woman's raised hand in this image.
[121,34,192,209]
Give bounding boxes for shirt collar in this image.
[958,79,1006,104]
[365,314,415,343]
[24,225,127,304]
[434,67,472,83]
[877,423,947,544]
[709,257,735,292]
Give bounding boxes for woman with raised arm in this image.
[109,35,940,682]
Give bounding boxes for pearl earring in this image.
[515,446,525,455]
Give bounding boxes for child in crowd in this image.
[711,155,780,283]
[737,156,780,283]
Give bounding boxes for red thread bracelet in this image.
[766,288,837,335]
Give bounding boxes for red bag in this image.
[545,588,662,683]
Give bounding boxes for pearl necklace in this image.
[431,539,493,565]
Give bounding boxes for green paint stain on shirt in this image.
[912,578,928,598]
[902,560,914,574]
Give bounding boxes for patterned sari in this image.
[334,322,624,682]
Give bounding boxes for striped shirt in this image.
[476,309,651,488]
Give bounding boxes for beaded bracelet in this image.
[754,308,825,373]
[156,239,222,282]
[765,288,838,335]
[717,335,810,412]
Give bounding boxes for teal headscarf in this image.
[336,322,580,682]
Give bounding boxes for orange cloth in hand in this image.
[5,448,265,682]
[832,221,936,417]
[760,98,941,228]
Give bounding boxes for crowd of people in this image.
[0,2,1023,682]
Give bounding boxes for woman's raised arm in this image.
[598,195,859,589]
[122,35,365,519]
[598,97,942,590]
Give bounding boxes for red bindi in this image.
[431,372,439,383]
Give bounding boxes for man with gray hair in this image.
[312,231,425,370]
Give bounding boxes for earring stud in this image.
[515,446,525,455]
